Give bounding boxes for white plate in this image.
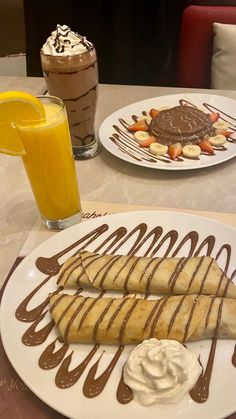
[1,211,236,419]
[99,93,236,170]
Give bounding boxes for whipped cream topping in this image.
[41,24,93,56]
[123,338,201,405]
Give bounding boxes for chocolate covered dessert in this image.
[150,105,215,146]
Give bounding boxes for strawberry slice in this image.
[139,136,156,148]
[168,142,182,160]
[128,120,148,132]
[216,129,234,137]
[209,112,220,123]
[198,139,214,154]
[150,108,159,118]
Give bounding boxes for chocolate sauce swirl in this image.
[13,219,236,408]
[55,344,99,389]
[38,338,69,369]
[110,99,236,164]
[116,368,133,404]
[83,345,124,398]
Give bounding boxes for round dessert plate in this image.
[99,93,236,170]
[1,211,236,419]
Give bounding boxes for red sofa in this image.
[177,5,236,88]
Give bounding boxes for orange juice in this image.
[16,98,81,224]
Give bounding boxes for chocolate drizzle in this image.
[83,345,124,398]
[116,368,133,404]
[38,338,69,369]
[51,25,93,55]
[189,298,224,403]
[109,100,236,164]
[37,224,109,275]
[22,311,54,346]
[14,220,236,408]
[15,274,54,321]
[232,344,236,367]
[64,84,98,102]
[55,344,99,389]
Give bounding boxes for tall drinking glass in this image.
[40,45,99,160]
[15,96,82,230]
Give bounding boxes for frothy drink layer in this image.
[41,25,98,148]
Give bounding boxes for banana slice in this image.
[137,115,152,125]
[149,142,168,156]
[213,119,229,130]
[133,131,150,144]
[182,144,201,158]
[144,116,152,125]
[209,134,226,146]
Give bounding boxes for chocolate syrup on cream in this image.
[14,221,235,406]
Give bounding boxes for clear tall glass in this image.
[40,47,99,160]
[15,96,82,230]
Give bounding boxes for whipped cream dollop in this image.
[41,24,93,56]
[123,338,201,405]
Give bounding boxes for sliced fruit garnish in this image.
[128,120,148,132]
[182,144,201,158]
[133,131,150,144]
[216,129,234,137]
[198,139,214,154]
[213,119,229,130]
[209,134,226,146]
[209,112,220,123]
[149,142,168,156]
[168,142,182,160]
[150,108,159,118]
[139,135,156,148]
[0,90,45,156]
[137,116,152,126]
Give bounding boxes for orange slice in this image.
[0,90,45,155]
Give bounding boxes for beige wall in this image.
[0,0,25,56]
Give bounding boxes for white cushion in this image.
[211,22,236,89]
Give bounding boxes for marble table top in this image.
[1,77,236,286]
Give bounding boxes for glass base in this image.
[73,140,100,160]
[42,210,82,231]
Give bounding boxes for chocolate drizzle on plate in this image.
[14,220,236,407]
[55,344,99,389]
[38,338,69,369]
[83,345,124,398]
[109,100,236,165]
[116,367,133,404]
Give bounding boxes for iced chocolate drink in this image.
[40,25,99,159]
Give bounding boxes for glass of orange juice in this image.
[15,95,82,230]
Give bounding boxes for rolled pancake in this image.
[57,250,236,298]
[50,294,236,344]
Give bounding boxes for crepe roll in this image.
[50,294,236,344]
[57,250,236,298]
